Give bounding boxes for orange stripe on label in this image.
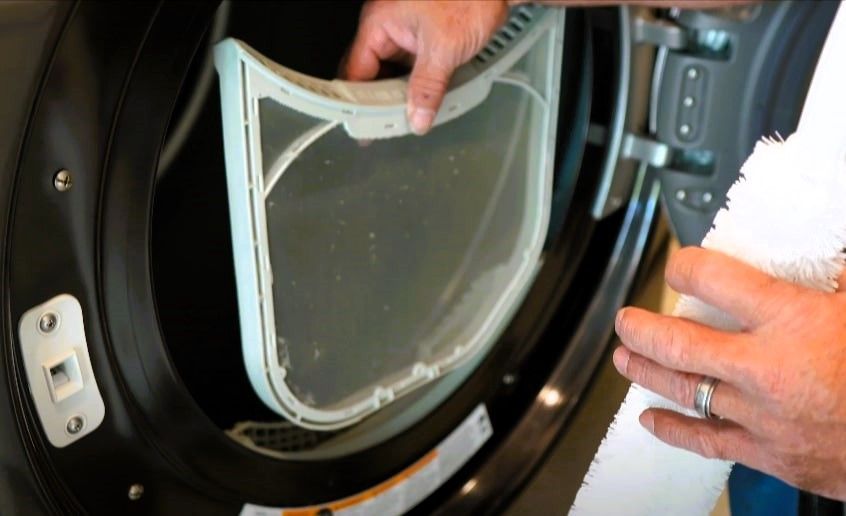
[281,450,439,516]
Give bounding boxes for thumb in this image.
[406,57,453,135]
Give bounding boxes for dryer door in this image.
[506,2,841,514]
[649,3,840,244]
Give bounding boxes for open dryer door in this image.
[647,3,841,245]
[508,2,841,513]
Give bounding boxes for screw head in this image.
[683,96,695,108]
[687,67,699,80]
[675,189,687,201]
[38,312,60,334]
[679,124,692,136]
[502,373,516,385]
[66,416,84,435]
[702,191,713,203]
[53,169,73,192]
[128,483,144,501]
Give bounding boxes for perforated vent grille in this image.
[228,420,339,453]
[475,6,536,64]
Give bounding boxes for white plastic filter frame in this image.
[214,6,565,430]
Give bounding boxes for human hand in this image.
[613,246,846,500]
[344,0,509,135]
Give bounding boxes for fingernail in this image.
[615,308,627,332]
[639,411,655,433]
[409,108,435,135]
[612,346,630,374]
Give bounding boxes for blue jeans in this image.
[729,464,798,516]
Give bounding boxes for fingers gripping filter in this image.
[214,6,564,430]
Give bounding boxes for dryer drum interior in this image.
[151,0,601,479]
[0,1,838,515]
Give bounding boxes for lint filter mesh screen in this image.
[261,84,538,409]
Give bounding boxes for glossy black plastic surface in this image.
[0,1,73,514]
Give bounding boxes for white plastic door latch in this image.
[18,294,105,447]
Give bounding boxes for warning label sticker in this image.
[241,404,493,516]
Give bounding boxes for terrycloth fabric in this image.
[571,5,846,515]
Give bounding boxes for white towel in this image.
[571,4,846,514]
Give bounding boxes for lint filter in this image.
[214,5,564,430]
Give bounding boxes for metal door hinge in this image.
[621,133,671,168]
[588,124,671,168]
[590,9,689,220]
[633,17,688,49]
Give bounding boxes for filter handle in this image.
[221,5,551,139]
